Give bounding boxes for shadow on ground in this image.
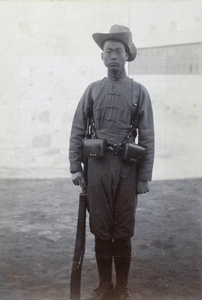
[0,178,201,300]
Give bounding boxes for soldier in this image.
[69,25,154,300]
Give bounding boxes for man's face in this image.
[102,40,129,72]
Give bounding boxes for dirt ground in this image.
[0,178,201,300]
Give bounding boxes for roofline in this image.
[137,41,202,50]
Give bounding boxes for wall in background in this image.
[130,42,202,74]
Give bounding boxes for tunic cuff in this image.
[70,162,82,174]
[137,171,152,182]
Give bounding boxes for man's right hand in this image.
[71,171,87,192]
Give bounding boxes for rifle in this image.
[70,190,87,300]
[70,118,91,300]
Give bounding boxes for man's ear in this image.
[125,52,129,60]
[101,53,104,61]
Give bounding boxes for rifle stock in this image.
[70,119,89,299]
[70,192,87,300]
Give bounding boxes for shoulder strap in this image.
[131,78,139,129]
[122,79,139,143]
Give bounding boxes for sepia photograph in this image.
[0,0,201,299]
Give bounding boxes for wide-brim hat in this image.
[92,24,137,61]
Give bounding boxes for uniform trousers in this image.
[87,154,138,240]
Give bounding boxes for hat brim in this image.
[92,32,137,61]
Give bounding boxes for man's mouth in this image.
[109,62,119,67]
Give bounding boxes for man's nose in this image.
[111,52,117,59]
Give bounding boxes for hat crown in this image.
[109,24,131,34]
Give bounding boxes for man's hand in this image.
[137,180,149,195]
[71,171,87,192]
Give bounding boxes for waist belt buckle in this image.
[107,144,122,156]
[112,144,119,156]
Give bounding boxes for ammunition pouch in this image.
[122,142,145,163]
[83,138,107,158]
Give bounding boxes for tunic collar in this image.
[107,69,127,82]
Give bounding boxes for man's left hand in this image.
[137,180,149,194]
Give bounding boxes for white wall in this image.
[0,0,201,179]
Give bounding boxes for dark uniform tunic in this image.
[69,71,154,239]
